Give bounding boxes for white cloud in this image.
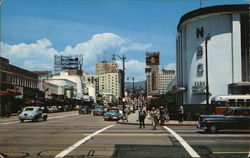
[1,39,57,70]
[1,33,151,78]
[119,43,152,54]
[165,63,176,70]
[116,60,146,81]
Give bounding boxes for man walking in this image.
[138,107,146,128]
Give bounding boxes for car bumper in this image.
[104,116,119,120]
[18,116,34,120]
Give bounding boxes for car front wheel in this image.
[20,119,24,122]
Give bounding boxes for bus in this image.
[211,95,250,114]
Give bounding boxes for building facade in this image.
[175,4,249,105]
[85,72,122,100]
[158,70,175,94]
[0,57,39,114]
[96,61,119,75]
[52,71,86,99]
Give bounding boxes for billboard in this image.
[145,52,160,66]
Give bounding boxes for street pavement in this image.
[0,111,249,158]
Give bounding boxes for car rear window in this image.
[24,108,34,111]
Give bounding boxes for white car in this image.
[18,107,48,122]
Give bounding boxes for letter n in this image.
[196,27,204,38]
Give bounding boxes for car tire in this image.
[210,125,218,134]
[43,117,47,121]
[20,119,24,122]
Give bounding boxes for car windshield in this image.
[24,108,34,111]
[108,109,118,113]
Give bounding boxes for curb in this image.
[117,121,196,126]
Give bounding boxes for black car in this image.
[197,107,250,133]
[79,106,91,114]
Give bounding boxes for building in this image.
[44,79,77,100]
[96,61,119,75]
[0,57,39,114]
[51,71,86,100]
[33,71,52,91]
[84,72,122,100]
[158,69,175,94]
[54,55,83,75]
[174,4,249,105]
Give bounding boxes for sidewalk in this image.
[117,109,197,126]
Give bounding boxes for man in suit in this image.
[138,106,146,128]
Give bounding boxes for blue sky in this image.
[1,0,248,81]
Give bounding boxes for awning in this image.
[0,89,22,96]
[229,82,250,87]
[170,87,186,94]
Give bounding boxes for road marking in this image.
[248,150,250,158]
[0,113,79,125]
[82,133,169,136]
[54,125,114,158]
[0,121,20,125]
[48,113,79,120]
[214,151,249,154]
[164,126,200,158]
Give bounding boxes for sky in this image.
[1,0,248,81]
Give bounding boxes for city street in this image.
[0,112,249,158]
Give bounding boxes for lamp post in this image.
[127,76,135,110]
[112,53,126,98]
[205,34,211,110]
[112,53,126,116]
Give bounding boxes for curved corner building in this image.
[175,4,249,105]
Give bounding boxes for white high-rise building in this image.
[158,69,175,94]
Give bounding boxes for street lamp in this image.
[112,53,126,98]
[127,76,135,98]
[127,76,135,110]
[112,53,126,117]
[205,34,211,110]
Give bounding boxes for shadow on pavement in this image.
[112,144,213,158]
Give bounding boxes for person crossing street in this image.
[138,106,146,128]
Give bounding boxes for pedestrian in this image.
[159,106,165,125]
[178,105,184,123]
[138,106,146,128]
[149,107,158,130]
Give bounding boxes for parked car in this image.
[92,106,105,116]
[79,106,91,114]
[197,107,250,133]
[103,107,122,121]
[18,106,48,122]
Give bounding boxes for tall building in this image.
[158,69,175,94]
[85,72,122,100]
[96,61,119,75]
[54,55,83,75]
[173,4,249,105]
[84,61,122,101]
[145,52,160,97]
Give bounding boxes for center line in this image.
[164,126,200,158]
[54,125,114,158]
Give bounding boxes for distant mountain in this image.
[125,81,146,91]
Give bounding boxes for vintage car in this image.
[197,107,250,133]
[103,107,121,121]
[18,106,48,122]
[92,106,105,116]
[79,106,91,114]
